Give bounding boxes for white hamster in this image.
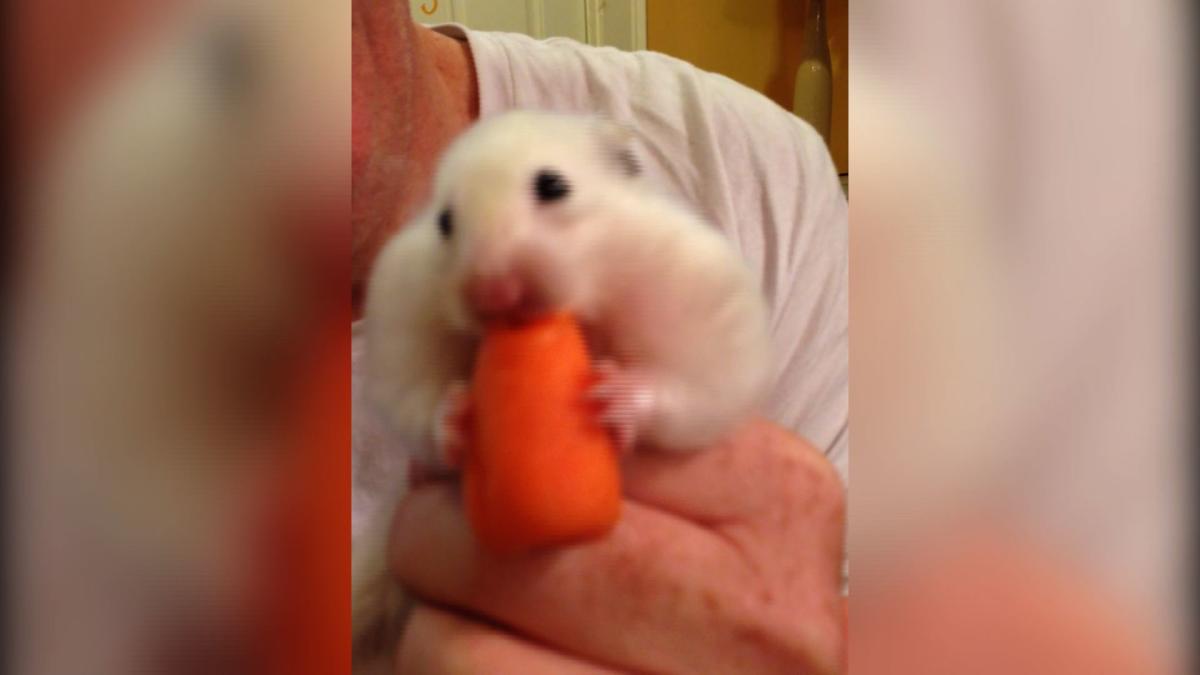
[354,110,771,651]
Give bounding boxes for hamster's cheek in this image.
[439,289,477,333]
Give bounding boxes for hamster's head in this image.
[428,111,642,330]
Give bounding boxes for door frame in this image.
[414,0,646,51]
[585,0,646,50]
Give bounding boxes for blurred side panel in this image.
[8,1,351,673]
[848,1,1190,673]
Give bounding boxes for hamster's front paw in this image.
[432,381,473,470]
[588,359,656,453]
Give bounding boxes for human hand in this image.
[389,417,847,674]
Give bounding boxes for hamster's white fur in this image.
[354,110,770,652]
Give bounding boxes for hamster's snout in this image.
[464,272,551,323]
[466,274,522,315]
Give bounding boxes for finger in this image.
[396,603,622,675]
[620,417,845,527]
[390,484,804,675]
[596,408,636,453]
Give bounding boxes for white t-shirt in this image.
[353,25,848,536]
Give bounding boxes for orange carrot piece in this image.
[465,313,621,554]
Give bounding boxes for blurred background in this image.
[408,0,848,192]
[5,0,1191,673]
[847,1,1191,673]
[9,1,349,673]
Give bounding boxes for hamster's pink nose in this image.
[465,274,525,318]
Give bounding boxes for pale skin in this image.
[353,1,846,673]
[394,420,846,674]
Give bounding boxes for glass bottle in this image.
[793,0,833,143]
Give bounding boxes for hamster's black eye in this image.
[437,209,453,239]
[533,169,571,203]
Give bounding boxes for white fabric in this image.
[353,25,848,537]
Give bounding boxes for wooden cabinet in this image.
[646,0,847,174]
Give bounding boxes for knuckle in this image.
[723,597,843,675]
[770,429,841,492]
[399,605,490,674]
[760,423,846,532]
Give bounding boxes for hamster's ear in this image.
[592,118,641,178]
